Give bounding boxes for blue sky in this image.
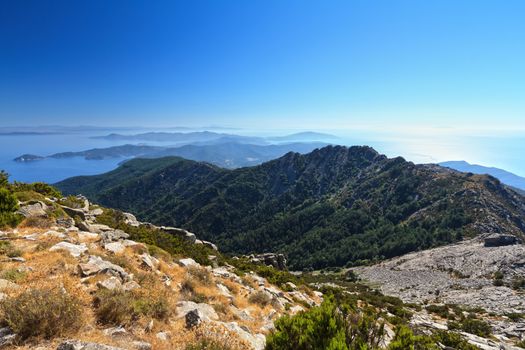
[0,0,524,132]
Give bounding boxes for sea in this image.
[0,127,523,184]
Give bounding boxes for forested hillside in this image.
[57,146,525,270]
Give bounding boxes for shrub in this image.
[187,266,213,286]
[266,297,385,350]
[0,241,15,255]
[11,182,62,198]
[0,287,83,340]
[59,195,85,209]
[93,289,171,325]
[94,289,134,325]
[0,268,26,282]
[511,277,525,290]
[448,317,492,337]
[248,291,272,307]
[0,188,22,229]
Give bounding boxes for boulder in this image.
[50,242,88,257]
[104,242,126,254]
[90,208,104,216]
[178,258,199,267]
[78,255,128,280]
[123,213,140,227]
[176,301,218,322]
[60,206,87,220]
[77,231,100,243]
[18,202,48,217]
[97,277,122,291]
[247,253,287,270]
[140,253,158,270]
[101,229,129,242]
[202,240,218,251]
[219,322,266,350]
[132,341,151,350]
[123,280,141,291]
[155,331,171,341]
[484,234,519,247]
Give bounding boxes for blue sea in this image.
[0,128,523,184]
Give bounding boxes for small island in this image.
[13,154,45,162]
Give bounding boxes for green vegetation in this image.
[0,188,22,229]
[0,287,83,340]
[56,145,524,269]
[448,316,492,337]
[266,287,480,350]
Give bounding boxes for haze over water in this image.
[1,127,523,184]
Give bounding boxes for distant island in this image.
[13,142,329,169]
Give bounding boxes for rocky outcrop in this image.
[484,233,519,247]
[354,238,525,314]
[247,253,287,270]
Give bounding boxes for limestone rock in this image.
[78,255,128,280]
[178,258,199,267]
[123,213,140,227]
[176,301,219,322]
[247,253,287,270]
[97,277,122,290]
[50,242,88,257]
[104,242,126,254]
[18,202,47,217]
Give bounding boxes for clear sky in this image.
[1,0,524,132]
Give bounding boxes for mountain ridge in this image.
[57,145,525,270]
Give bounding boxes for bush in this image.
[93,289,171,325]
[248,291,272,307]
[0,188,22,229]
[511,277,525,290]
[11,182,62,198]
[59,195,85,209]
[187,266,213,286]
[448,317,492,337]
[266,297,385,350]
[0,287,83,340]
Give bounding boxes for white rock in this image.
[178,258,199,267]
[97,277,122,290]
[104,242,126,254]
[176,301,219,321]
[50,242,88,257]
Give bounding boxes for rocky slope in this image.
[0,196,320,349]
[56,145,525,269]
[353,236,525,348]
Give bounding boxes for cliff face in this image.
[56,146,525,269]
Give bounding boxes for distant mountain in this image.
[92,131,267,144]
[14,142,328,168]
[267,132,338,142]
[440,161,525,191]
[57,145,525,270]
[92,130,338,144]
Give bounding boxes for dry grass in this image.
[0,286,84,340]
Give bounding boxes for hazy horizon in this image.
[1,1,524,179]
